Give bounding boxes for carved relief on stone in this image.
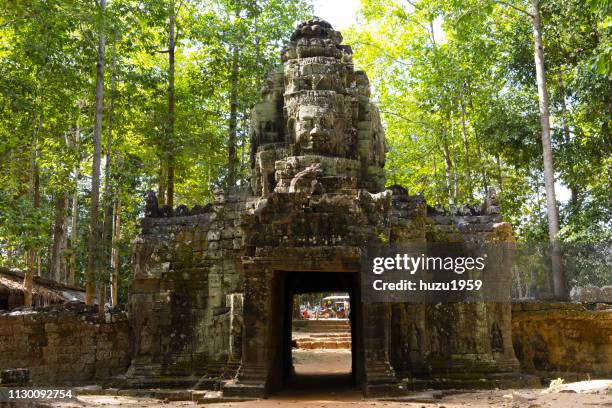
[368,105,387,167]
[249,66,285,168]
[281,17,360,159]
[285,91,354,157]
[249,17,387,194]
[284,57,346,93]
[482,187,500,215]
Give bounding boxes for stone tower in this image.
[128,18,530,398]
[231,18,397,396]
[249,17,386,197]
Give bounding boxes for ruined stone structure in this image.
[0,305,130,385]
[127,18,534,397]
[512,302,612,378]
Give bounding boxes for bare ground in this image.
[48,350,611,407]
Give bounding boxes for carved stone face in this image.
[294,104,339,154]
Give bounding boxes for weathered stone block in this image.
[0,307,130,385]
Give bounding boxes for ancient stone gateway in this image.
[128,18,530,398]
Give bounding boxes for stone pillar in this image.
[362,302,399,396]
[226,292,244,374]
[126,277,166,383]
[223,262,270,397]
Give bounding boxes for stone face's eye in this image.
[299,116,311,126]
[298,109,309,121]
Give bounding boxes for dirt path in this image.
[48,352,610,407]
[51,388,610,407]
[293,349,352,374]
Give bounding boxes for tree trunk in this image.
[25,149,40,305]
[441,124,454,204]
[227,15,240,189]
[467,96,488,196]
[474,128,488,196]
[556,71,578,209]
[110,197,121,306]
[50,194,68,282]
[240,109,246,173]
[103,27,117,283]
[166,1,175,208]
[61,204,69,282]
[69,192,78,285]
[24,44,45,306]
[449,116,458,202]
[87,0,106,308]
[69,121,80,287]
[496,154,503,192]
[98,284,106,316]
[459,95,473,199]
[531,0,567,300]
[158,159,166,206]
[25,249,35,307]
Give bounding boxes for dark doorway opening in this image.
[269,270,362,397]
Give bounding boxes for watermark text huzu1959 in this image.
[362,243,514,303]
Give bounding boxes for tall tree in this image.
[87,0,107,310]
[0,0,313,304]
[68,109,82,287]
[24,17,47,306]
[227,9,240,189]
[166,0,176,207]
[459,93,473,199]
[49,192,68,281]
[102,27,118,305]
[530,0,567,299]
[110,196,121,306]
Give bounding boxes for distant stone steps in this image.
[292,330,352,349]
[292,318,351,333]
[293,339,351,349]
[300,332,350,338]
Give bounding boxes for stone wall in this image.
[0,306,130,385]
[388,187,523,386]
[512,302,612,377]
[128,192,247,386]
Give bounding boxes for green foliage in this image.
[0,0,608,303]
[347,0,611,242]
[0,0,311,297]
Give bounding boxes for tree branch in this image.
[176,0,186,14]
[402,0,420,9]
[353,41,412,67]
[492,0,534,18]
[0,17,27,29]
[379,109,430,126]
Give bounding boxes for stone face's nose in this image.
[310,124,324,137]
